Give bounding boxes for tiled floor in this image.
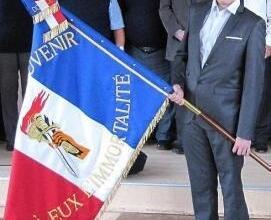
[0,142,11,179]
[1,142,270,188]
[103,213,269,220]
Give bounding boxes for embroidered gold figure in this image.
[28,114,89,159]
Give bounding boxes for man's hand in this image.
[232,137,251,156]
[174,29,185,42]
[168,84,184,105]
[265,45,271,58]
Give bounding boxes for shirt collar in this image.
[211,0,240,15]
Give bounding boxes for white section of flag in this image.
[16,77,134,201]
[35,0,49,10]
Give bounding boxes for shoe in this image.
[146,136,157,145]
[172,147,184,154]
[254,144,268,153]
[6,144,14,151]
[128,151,147,175]
[157,141,172,150]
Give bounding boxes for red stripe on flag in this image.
[4,150,103,220]
[44,0,56,6]
[53,11,66,24]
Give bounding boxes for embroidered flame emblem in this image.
[21,91,49,134]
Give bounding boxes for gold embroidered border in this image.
[94,99,169,220]
[43,20,69,43]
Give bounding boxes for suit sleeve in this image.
[170,4,192,88]
[236,19,266,140]
[170,34,188,88]
[117,0,126,12]
[159,0,184,37]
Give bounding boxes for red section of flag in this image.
[53,10,66,24]
[45,0,56,6]
[4,150,103,220]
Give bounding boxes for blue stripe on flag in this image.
[30,10,172,149]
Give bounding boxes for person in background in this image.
[0,98,5,142]
[169,0,265,218]
[0,0,33,151]
[119,0,175,150]
[159,0,210,154]
[59,0,125,49]
[245,0,271,153]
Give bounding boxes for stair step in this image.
[108,182,271,219]
[1,178,271,219]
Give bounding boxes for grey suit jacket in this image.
[173,1,266,140]
[159,0,208,61]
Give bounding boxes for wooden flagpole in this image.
[183,100,271,172]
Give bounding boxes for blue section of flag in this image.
[21,0,40,17]
[29,9,172,149]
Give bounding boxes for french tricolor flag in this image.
[4,1,172,219]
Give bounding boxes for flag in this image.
[4,1,172,219]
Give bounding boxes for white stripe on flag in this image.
[16,77,134,201]
[35,0,49,10]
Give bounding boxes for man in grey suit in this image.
[159,0,208,154]
[169,0,265,219]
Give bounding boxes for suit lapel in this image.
[192,2,211,76]
[193,2,211,35]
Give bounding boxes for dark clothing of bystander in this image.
[119,0,174,145]
[0,97,5,141]
[254,57,271,151]
[119,0,167,49]
[59,0,113,41]
[0,0,32,52]
[0,0,32,150]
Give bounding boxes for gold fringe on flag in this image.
[43,20,69,43]
[33,2,60,24]
[94,98,169,220]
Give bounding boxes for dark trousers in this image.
[127,46,174,142]
[183,120,249,220]
[171,52,186,148]
[0,96,5,140]
[0,53,29,147]
[254,58,271,146]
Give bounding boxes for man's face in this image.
[216,0,236,8]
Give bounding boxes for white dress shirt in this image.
[244,0,271,45]
[109,0,125,30]
[200,0,240,68]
